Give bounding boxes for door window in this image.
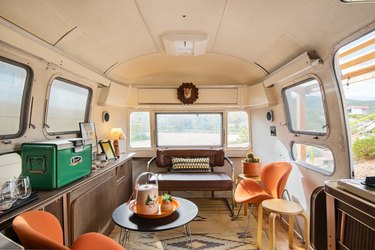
[292,142,334,174]
[282,77,328,136]
[335,30,375,178]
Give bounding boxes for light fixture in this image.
[162,33,208,56]
[108,128,125,158]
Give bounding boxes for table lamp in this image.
[109,128,125,158]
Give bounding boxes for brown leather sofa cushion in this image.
[156,172,233,191]
[156,148,225,168]
[149,148,234,195]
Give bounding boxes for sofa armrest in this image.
[224,156,235,183]
[147,156,157,171]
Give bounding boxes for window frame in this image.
[129,110,152,149]
[291,141,335,176]
[282,75,329,136]
[226,110,250,149]
[44,77,92,136]
[0,56,33,140]
[155,112,224,148]
[333,27,375,178]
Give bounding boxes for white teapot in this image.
[134,172,158,214]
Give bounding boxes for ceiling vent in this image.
[162,33,208,56]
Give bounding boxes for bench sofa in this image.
[147,148,235,215]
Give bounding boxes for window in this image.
[0,57,33,139]
[292,142,334,174]
[283,77,328,135]
[156,113,222,147]
[227,111,249,148]
[45,78,92,135]
[335,30,375,178]
[129,111,151,148]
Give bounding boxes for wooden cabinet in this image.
[0,153,135,247]
[67,170,117,245]
[325,181,375,250]
[43,196,67,242]
[44,197,64,227]
[115,160,133,206]
[67,157,133,246]
[0,196,66,245]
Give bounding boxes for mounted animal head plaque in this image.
[177,82,199,104]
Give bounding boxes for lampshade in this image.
[162,33,208,56]
[109,128,125,140]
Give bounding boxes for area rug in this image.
[109,198,269,249]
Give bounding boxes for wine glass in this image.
[15,176,32,199]
[0,178,18,211]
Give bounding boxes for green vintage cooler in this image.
[21,139,92,190]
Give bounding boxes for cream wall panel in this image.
[0,19,111,87]
[98,83,137,107]
[195,88,238,104]
[138,89,178,104]
[137,87,238,104]
[0,0,76,45]
[240,83,276,108]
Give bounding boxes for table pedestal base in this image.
[118,223,193,248]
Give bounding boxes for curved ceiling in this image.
[0,0,375,86]
[108,53,267,86]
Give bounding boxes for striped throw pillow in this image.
[171,157,211,173]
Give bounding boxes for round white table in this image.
[112,197,198,247]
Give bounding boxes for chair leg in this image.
[233,203,243,220]
[223,197,234,217]
[269,212,277,250]
[229,189,235,217]
[301,211,310,250]
[249,204,254,215]
[231,187,235,215]
[288,215,294,248]
[257,203,263,249]
[243,205,252,242]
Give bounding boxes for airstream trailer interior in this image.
[0,1,375,249]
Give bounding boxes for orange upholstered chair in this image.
[71,232,125,250]
[12,210,124,250]
[234,162,292,239]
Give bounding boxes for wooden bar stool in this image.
[257,199,310,250]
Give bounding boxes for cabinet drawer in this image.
[69,170,115,200]
[116,163,127,180]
